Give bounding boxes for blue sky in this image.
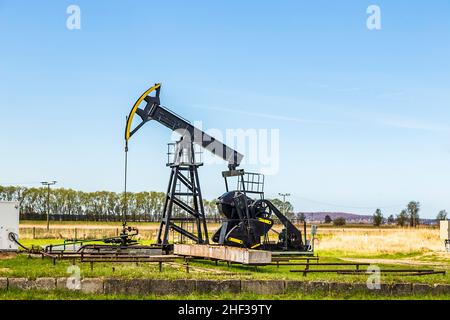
[0,1,449,218]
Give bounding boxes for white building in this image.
[0,201,20,252]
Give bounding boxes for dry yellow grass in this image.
[19,222,445,256]
[315,227,443,255]
[19,222,223,241]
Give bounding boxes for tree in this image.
[271,198,295,219]
[437,210,448,221]
[396,210,409,227]
[270,199,284,210]
[324,215,332,224]
[0,185,204,222]
[373,208,383,227]
[387,214,395,225]
[298,212,306,222]
[407,201,420,227]
[333,217,346,226]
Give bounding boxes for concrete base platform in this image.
[174,244,272,265]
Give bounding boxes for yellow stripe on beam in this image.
[227,237,244,245]
[125,83,161,141]
[258,218,272,225]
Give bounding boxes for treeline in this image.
[372,201,447,227]
[0,186,221,222]
[373,201,447,227]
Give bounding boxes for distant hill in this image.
[295,212,438,225]
[297,212,373,223]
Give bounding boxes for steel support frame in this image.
[156,163,209,247]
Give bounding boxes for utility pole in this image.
[41,181,57,230]
[278,193,291,215]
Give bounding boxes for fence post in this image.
[75,228,77,240]
[32,227,36,239]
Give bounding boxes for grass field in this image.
[1,289,450,300]
[1,221,449,300]
[1,250,448,284]
[0,228,450,283]
[18,221,446,255]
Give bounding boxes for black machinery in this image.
[125,83,313,253]
[212,191,307,251]
[20,223,144,255]
[211,169,310,251]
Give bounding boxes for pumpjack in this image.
[125,83,313,253]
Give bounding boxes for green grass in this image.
[2,237,449,300]
[1,289,449,300]
[2,236,448,290]
[1,251,449,285]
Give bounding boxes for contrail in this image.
[191,104,343,126]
